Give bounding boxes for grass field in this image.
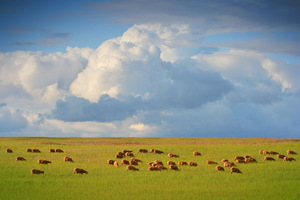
[0,137,299,200]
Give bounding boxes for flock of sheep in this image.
[5,147,297,175]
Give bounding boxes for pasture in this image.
[0,137,299,200]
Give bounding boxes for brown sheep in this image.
[287,150,297,155]
[168,153,179,158]
[114,161,119,167]
[193,151,201,156]
[216,166,225,171]
[263,150,269,155]
[277,154,285,160]
[221,159,229,163]
[16,157,26,161]
[26,149,32,152]
[268,151,279,155]
[125,152,134,157]
[224,162,235,167]
[178,161,188,165]
[55,149,64,153]
[206,160,218,165]
[284,157,296,162]
[122,150,133,154]
[6,149,13,153]
[117,152,125,156]
[230,167,242,174]
[64,157,73,162]
[245,158,257,163]
[244,155,252,159]
[148,166,161,171]
[38,160,52,164]
[167,161,176,166]
[129,160,138,166]
[156,165,168,170]
[264,156,276,161]
[234,156,244,160]
[32,149,41,153]
[154,149,164,154]
[259,150,264,154]
[74,168,88,174]
[137,149,148,153]
[154,160,163,165]
[107,160,115,165]
[121,160,130,165]
[130,158,142,163]
[126,165,139,171]
[115,154,124,159]
[148,162,154,166]
[236,159,246,164]
[49,149,55,153]
[150,149,155,153]
[249,158,257,163]
[169,165,179,171]
[188,162,198,167]
[31,169,44,174]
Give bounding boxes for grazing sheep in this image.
[259,150,264,154]
[277,154,285,160]
[224,162,235,167]
[126,165,139,171]
[148,166,161,171]
[26,149,32,152]
[137,149,148,153]
[114,161,119,167]
[221,159,229,163]
[287,150,297,155]
[154,149,164,154]
[169,165,179,171]
[32,149,41,153]
[6,149,13,153]
[107,160,115,165]
[148,162,154,166]
[244,155,252,159]
[245,158,257,163]
[168,153,179,158]
[129,160,138,166]
[74,168,88,174]
[121,160,130,165]
[150,149,155,153]
[116,152,125,156]
[16,157,26,161]
[178,161,188,165]
[49,149,55,153]
[236,159,246,164]
[216,166,225,171]
[263,150,269,155]
[284,157,296,162]
[230,167,242,174]
[154,160,163,165]
[64,157,73,162]
[268,151,279,155]
[55,149,64,153]
[31,169,44,174]
[156,165,168,170]
[125,152,134,157]
[206,160,218,165]
[167,161,176,166]
[188,162,198,167]
[264,157,276,161]
[234,156,244,160]
[249,158,257,163]
[122,150,133,154]
[38,160,52,164]
[130,158,142,163]
[193,151,201,156]
[115,154,124,159]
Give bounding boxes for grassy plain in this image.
[0,137,299,200]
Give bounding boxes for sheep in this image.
[193,151,201,156]
[178,161,188,165]
[137,149,148,153]
[49,149,55,153]
[259,150,264,154]
[107,160,115,165]
[64,157,73,162]
[125,152,134,157]
[244,155,252,159]
[249,158,257,163]
[216,166,225,171]
[230,167,242,174]
[148,166,161,171]
[122,150,133,154]
[245,158,257,163]
[26,149,32,152]
[38,160,52,164]
[284,157,296,162]
[117,152,125,156]
[188,162,198,167]
[287,150,297,155]
[126,165,139,171]
[234,156,244,160]
[121,160,130,165]
[168,153,179,158]
[115,154,124,159]
[148,162,154,166]
[167,161,176,166]
[55,149,64,153]
[263,150,269,155]
[32,149,41,153]
[206,160,218,165]
[16,157,26,161]
[268,151,279,155]
[129,160,138,166]
[221,159,229,163]
[114,161,119,167]
[156,165,168,170]
[74,168,88,174]
[150,149,155,153]
[236,159,246,164]
[277,154,285,160]
[154,149,164,154]
[130,158,142,163]
[31,169,44,174]
[169,165,179,171]
[154,160,163,165]
[6,149,13,153]
[224,162,235,167]
[264,156,276,161]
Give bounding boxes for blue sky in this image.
[0,0,299,138]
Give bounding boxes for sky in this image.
[0,0,299,138]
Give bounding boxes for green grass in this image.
[0,137,299,200]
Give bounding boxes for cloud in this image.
[0,104,28,133]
